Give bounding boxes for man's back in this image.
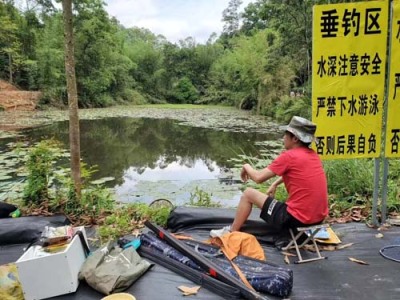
[268,147,328,224]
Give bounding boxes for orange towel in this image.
[210,231,266,261]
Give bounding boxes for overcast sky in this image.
[104,0,254,44]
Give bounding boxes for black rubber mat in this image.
[380,245,400,262]
[2,211,400,299]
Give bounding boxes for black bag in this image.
[0,202,17,218]
[0,215,68,245]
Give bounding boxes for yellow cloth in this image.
[210,231,266,261]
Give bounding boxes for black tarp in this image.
[1,208,400,299]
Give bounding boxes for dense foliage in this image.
[1,0,344,119]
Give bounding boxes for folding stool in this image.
[282,223,329,264]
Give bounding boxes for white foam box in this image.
[16,228,87,300]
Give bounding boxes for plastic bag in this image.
[0,263,24,300]
[79,242,152,295]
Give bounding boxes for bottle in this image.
[10,209,21,218]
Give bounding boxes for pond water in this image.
[2,117,281,207]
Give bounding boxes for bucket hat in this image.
[281,116,316,143]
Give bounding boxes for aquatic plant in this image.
[188,186,221,208]
[23,140,62,205]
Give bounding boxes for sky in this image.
[104,0,254,44]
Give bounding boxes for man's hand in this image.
[240,164,250,182]
[266,184,277,197]
[240,164,276,184]
[267,177,283,197]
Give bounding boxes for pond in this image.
[1,114,282,207]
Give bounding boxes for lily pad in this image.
[0,168,14,175]
[0,190,22,201]
[16,172,29,177]
[91,177,115,185]
[0,131,21,139]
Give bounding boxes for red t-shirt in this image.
[268,147,329,224]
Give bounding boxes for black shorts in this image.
[259,196,312,231]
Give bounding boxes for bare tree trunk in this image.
[62,0,81,197]
[8,53,12,84]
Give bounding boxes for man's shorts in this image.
[259,196,308,231]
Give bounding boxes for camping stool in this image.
[282,223,329,264]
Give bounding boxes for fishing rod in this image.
[144,221,270,300]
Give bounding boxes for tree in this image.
[0,3,22,84]
[207,29,294,114]
[222,0,243,38]
[240,0,319,87]
[62,0,81,197]
[123,27,167,102]
[73,0,126,106]
[35,14,66,101]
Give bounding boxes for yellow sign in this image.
[312,1,388,159]
[385,0,400,158]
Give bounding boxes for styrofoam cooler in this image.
[16,229,87,300]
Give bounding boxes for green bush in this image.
[386,159,400,212]
[21,139,117,223]
[59,184,115,216]
[274,95,311,123]
[324,159,374,201]
[119,88,147,105]
[170,77,200,104]
[23,140,61,205]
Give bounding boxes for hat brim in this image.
[279,125,288,132]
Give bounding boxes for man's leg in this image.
[231,187,267,231]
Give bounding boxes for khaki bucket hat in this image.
[281,116,316,143]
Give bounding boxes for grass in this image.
[97,202,172,243]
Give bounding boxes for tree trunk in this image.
[62,0,81,197]
[8,53,12,84]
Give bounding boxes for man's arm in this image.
[266,177,283,197]
[241,163,276,184]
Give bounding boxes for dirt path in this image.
[0,80,41,111]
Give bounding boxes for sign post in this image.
[382,0,400,223]
[312,1,389,225]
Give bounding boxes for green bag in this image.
[79,242,152,295]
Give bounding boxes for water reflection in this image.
[21,117,278,205]
[123,158,220,182]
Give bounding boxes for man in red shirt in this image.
[211,116,329,238]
